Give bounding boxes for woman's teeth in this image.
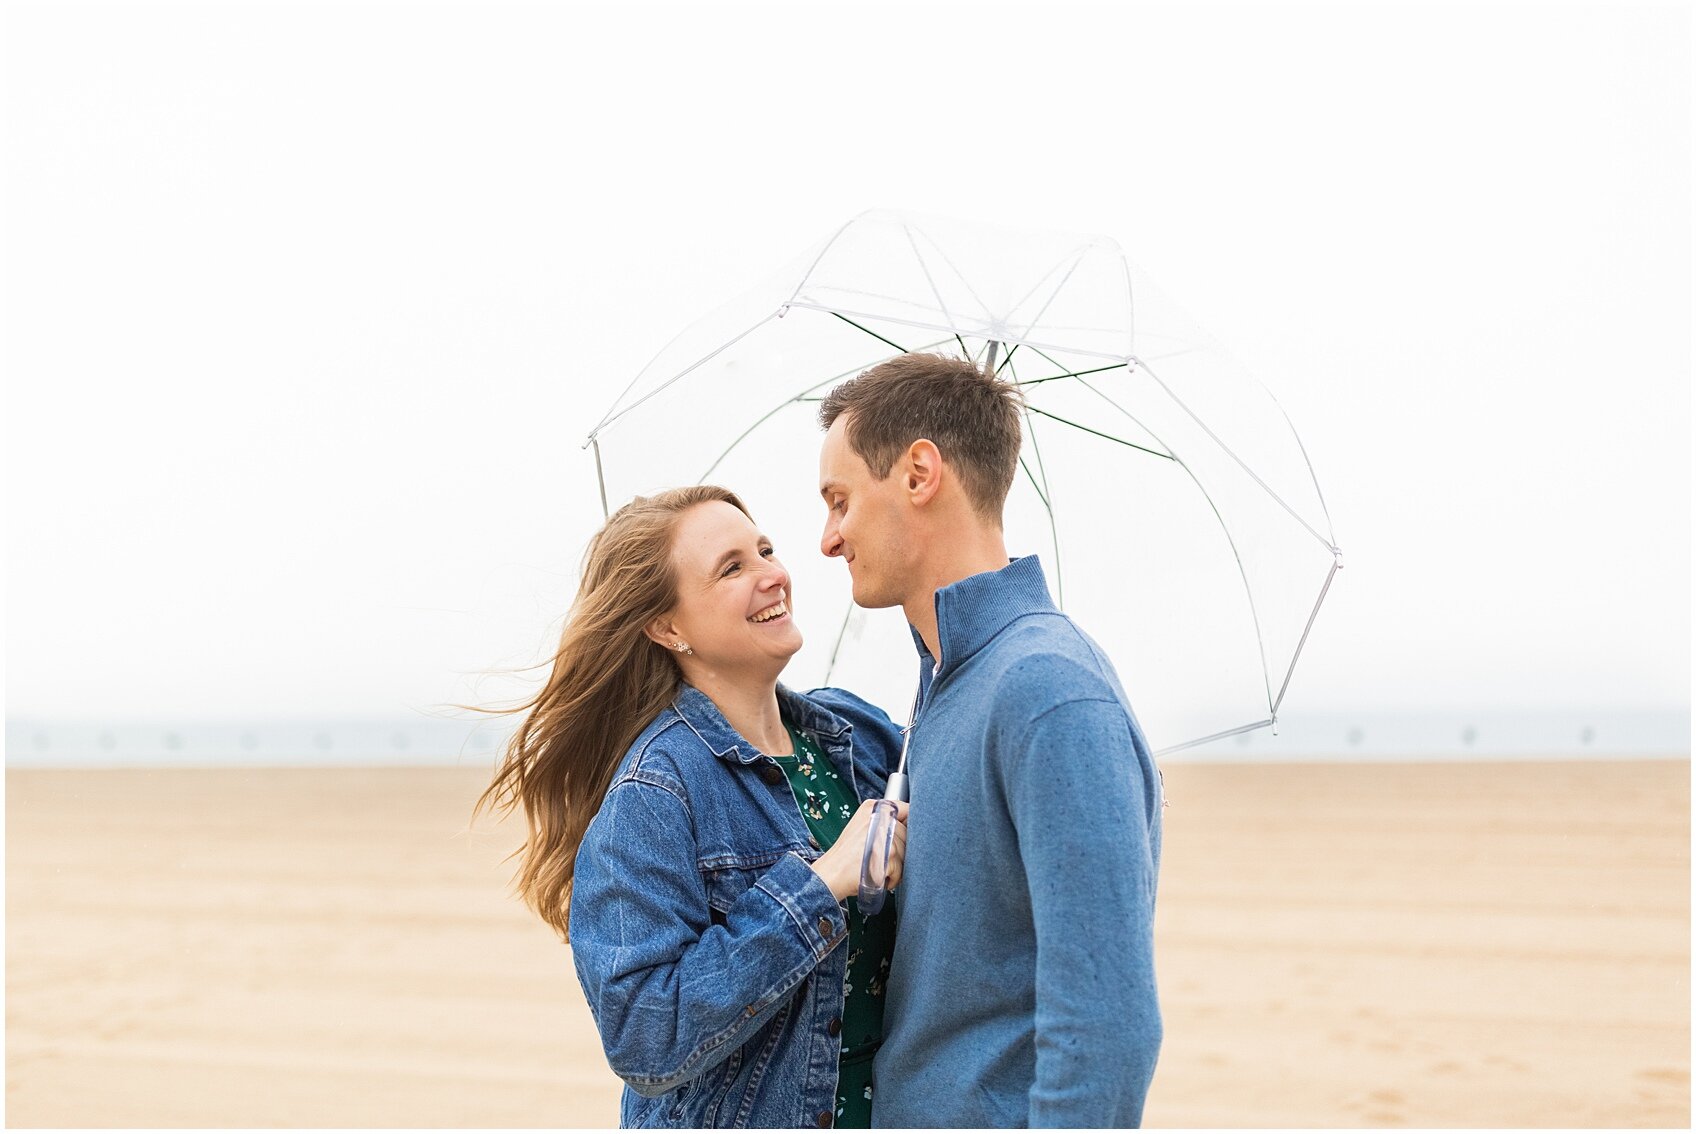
[749,600,789,623]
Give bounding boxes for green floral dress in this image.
[771,718,898,1129]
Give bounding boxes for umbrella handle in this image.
[856,772,908,915]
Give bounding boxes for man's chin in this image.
[850,581,899,610]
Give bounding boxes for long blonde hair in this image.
[474,485,751,940]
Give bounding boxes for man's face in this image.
[819,416,913,610]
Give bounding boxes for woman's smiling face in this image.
[651,499,802,674]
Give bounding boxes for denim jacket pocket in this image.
[702,864,754,921]
[700,1041,746,1127]
[701,850,794,920]
[628,1038,748,1129]
[622,1088,662,1128]
[660,1070,702,1127]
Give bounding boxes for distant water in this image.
[1167,708,1689,762]
[4,716,513,769]
[4,709,1688,768]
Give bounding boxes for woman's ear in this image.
[643,612,681,651]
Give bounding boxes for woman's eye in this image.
[724,548,774,577]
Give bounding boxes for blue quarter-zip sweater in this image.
[871,555,1164,1128]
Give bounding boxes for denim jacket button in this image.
[760,764,784,785]
[808,834,821,850]
[815,1111,834,1127]
[827,1016,842,1037]
[817,915,833,939]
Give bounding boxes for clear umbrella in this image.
[586,208,1342,765]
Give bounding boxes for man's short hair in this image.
[818,352,1025,524]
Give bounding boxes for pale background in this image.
[5,0,1690,758]
[4,5,1690,1129]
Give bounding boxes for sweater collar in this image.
[670,681,853,765]
[909,555,1057,678]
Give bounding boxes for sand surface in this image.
[5,759,1688,1128]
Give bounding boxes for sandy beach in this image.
[5,758,1688,1128]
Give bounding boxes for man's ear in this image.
[904,438,944,507]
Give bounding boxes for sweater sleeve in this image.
[568,778,848,1097]
[1005,697,1162,1127]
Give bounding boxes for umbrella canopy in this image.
[586,209,1342,755]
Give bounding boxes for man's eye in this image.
[721,562,739,577]
[761,547,775,558]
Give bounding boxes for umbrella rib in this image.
[1017,456,1050,511]
[782,210,867,308]
[997,240,1105,332]
[1133,357,1337,551]
[1271,551,1344,715]
[1158,347,1344,706]
[1023,405,1175,461]
[1008,355,1063,609]
[592,438,610,519]
[1154,718,1275,758]
[1016,454,1061,608]
[589,310,782,442]
[1257,369,1340,548]
[1063,369,1279,713]
[832,312,908,354]
[1011,246,1091,346]
[909,225,998,325]
[823,601,856,686]
[902,223,962,337]
[1024,343,1079,370]
[696,338,956,483]
[698,399,814,485]
[1013,362,1123,388]
[783,301,1130,362]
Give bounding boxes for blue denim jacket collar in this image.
[908,554,1057,680]
[669,682,854,765]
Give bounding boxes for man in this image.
[816,352,1163,1128]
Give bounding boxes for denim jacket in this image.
[568,681,904,1128]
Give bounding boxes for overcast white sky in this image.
[5,0,1690,723]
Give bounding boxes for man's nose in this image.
[820,521,843,559]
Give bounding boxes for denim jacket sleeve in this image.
[568,775,848,1098]
[1007,697,1163,1127]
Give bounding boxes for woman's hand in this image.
[808,798,909,902]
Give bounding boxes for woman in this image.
[476,485,909,1129]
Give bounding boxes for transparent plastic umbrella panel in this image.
[585,209,1342,756]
